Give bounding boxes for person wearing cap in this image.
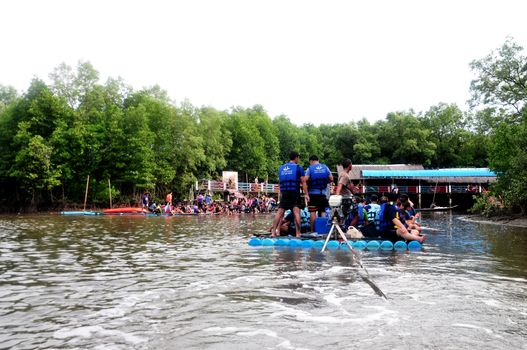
[305,155,333,232]
[270,151,308,238]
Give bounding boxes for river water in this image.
[0,212,526,350]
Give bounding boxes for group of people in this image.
[141,191,278,216]
[270,151,334,237]
[347,192,426,243]
[270,151,426,244]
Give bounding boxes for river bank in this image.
[461,213,527,228]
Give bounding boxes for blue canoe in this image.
[60,211,103,216]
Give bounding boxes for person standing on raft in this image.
[305,155,333,232]
[335,158,359,221]
[270,151,308,238]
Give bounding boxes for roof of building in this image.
[362,168,496,178]
[360,168,497,183]
[337,164,425,180]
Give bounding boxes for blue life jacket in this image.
[378,202,401,232]
[376,203,389,231]
[279,163,302,192]
[367,203,381,222]
[301,208,310,230]
[345,203,366,228]
[404,206,416,220]
[289,208,310,231]
[357,203,365,226]
[307,164,330,194]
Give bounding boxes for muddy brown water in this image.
[0,212,525,349]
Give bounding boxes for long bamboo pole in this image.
[108,178,112,209]
[418,180,421,208]
[83,175,90,211]
[431,178,439,206]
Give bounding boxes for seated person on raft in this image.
[379,193,426,243]
[395,200,424,240]
[361,194,382,237]
[269,208,310,236]
[149,202,162,214]
[398,193,422,233]
[364,194,381,219]
[171,203,186,215]
[343,195,369,230]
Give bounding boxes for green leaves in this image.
[376,111,436,165]
[421,103,471,167]
[469,37,527,118]
[0,43,525,212]
[11,132,61,193]
[225,107,267,179]
[470,37,527,214]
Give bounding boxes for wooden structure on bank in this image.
[349,165,496,208]
[197,165,497,207]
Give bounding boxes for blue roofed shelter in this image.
[344,164,497,208]
[361,168,496,181]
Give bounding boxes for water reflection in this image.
[475,221,527,277]
[0,213,525,349]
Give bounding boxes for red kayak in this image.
[103,207,148,215]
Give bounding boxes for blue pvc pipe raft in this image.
[248,237,422,251]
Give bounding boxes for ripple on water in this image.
[0,214,526,349]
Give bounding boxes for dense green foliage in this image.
[469,38,527,214]
[0,38,525,212]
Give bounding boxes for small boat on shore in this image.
[60,211,102,216]
[102,207,148,215]
[416,205,458,212]
[59,209,219,216]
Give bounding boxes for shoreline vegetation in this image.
[1,39,526,216]
[461,214,527,229]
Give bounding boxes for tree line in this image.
[0,38,525,213]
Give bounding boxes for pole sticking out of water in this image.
[344,238,388,300]
[322,217,388,300]
[108,178,112,209]
[83,175,90,212]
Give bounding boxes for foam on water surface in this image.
[53,326,147,344]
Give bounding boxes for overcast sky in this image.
[1,0,526,125]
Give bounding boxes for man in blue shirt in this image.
[305,155,333,232]
[270,151,308,238]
